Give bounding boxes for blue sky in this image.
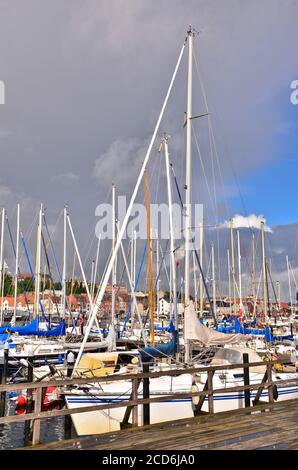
[229,85,298,227]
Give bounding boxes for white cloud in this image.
[220,214,273,233]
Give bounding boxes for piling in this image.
[26,351,34,412]
[243,353,250,407]
[143,362,150,425]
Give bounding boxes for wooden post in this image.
[26,352,34,412]
[243,353,250,408]
[143,363,150,425]
[32,387,43,446]
[207,370,214,414]
[193,371,214,415]
[0,342,9,417]
[267,362,274,403]
[64,352,75,439]
[132,377,138,426]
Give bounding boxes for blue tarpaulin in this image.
[140,331,178,360]
[0,318,65,337]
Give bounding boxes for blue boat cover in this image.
[2,319,65,337]
[140,330,178,360]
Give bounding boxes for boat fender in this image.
[191,382,200,407]
[272,384,279,401]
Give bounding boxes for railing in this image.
[0,356,297,447]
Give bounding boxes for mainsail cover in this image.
[184,301,247,346]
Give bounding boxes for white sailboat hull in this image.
[64,375,298,436]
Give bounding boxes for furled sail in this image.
[184,301,247,346]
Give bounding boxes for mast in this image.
[184,26,194,363]
[230,219,237,314]
[164,135,178,330]
[261,220,268,322]
[199,222,204,317]
[12,203,20,326]
[133,229,137,289]
[130,237,133,290]
[62,206,67,320]
[111,184,116,336]
[252,233,256,301]
[227,249,231,313]
[145,170,155,346]
[156,234,160,321]
[211,242,216,318]
[35,204,43,320]
[237,229,242,312]
[0,208,5,326]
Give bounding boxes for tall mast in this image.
[211,242,216,318]
[111,184,116,334]
[12,203,20,326]
[133,229,137,289]
[261,220,267,322]
[145,170,155,346]
[199,223,204,317]
[252,233,256,301]
[156,234,160,321]
[237,229,242,312]
[230,219,237,314]
[227,249,231,313]
[130,237,134,290]
[164,135,178,329]
[0,208,5,326]
[35,204,43,320]
[184,26,194,363]
[62,206,67,320]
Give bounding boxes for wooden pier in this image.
[0,357,297,450]
[29,398,298,450]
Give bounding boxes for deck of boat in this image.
[29,398,298,450]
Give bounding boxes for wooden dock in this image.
[28,399,298,450]
[0,357,296,450]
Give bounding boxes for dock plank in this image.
[25,399,298,451]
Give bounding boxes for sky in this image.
[0,0,298,299]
